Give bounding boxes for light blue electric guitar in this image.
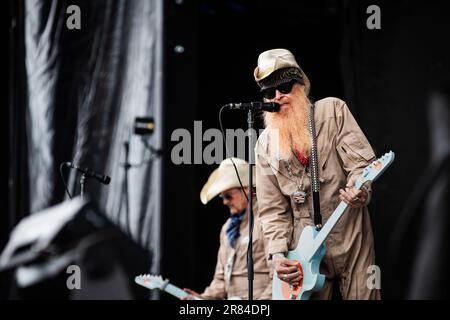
[135,274,242,300]
[135,274,203,300]
[272,151,395,300]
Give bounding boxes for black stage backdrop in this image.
[4,0,449,299]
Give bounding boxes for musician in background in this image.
[182,158,272,300]
[254,48,380,299]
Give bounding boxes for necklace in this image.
[265,158,308,205]
[284,160,307,204]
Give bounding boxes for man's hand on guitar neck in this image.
[272,253,303,286]
[182,288,201,300]
[339,178,369,209]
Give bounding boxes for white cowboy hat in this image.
[200,158,255,205]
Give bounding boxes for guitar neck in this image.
[164,283,202,300]
[305,180,363,262]
[305,201,347,261]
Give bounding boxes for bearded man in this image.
[254,48,381,299]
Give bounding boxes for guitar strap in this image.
[308,103,322,229]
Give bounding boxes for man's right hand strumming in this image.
[272,253,303,286]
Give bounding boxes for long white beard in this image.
[264,91,311,160]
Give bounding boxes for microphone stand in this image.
[247,110,255,300]
[121,141,131,235]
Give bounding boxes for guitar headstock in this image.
[135,274,167,290]
[357,151,395,187]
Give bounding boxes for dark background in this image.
[163,0,449,300]
[4,0,449,299]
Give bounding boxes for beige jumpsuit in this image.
[255,97,381,299]
[201,201,273,300]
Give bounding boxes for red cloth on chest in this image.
[294,148,309,167]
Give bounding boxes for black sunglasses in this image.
[219,192,234,201]
[260,80,297,100]
[219,189,240,201]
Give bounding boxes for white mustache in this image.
[275,98,289,104]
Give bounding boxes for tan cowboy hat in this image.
[200,158,255,205]
[253,48,310,95]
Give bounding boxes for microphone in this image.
[225,102,280,112]
[64,162,111,185]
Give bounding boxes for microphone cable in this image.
[219,104,248,202]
